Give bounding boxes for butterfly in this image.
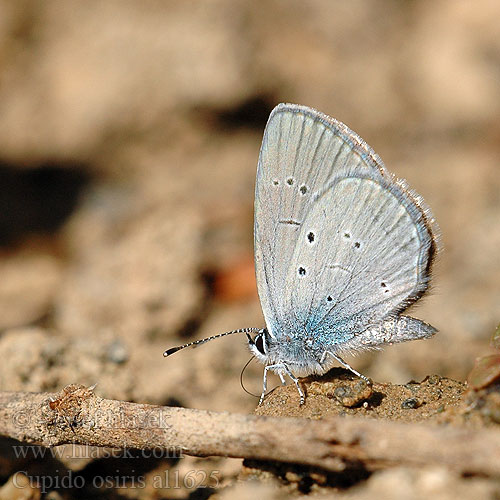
[165,103,438,405]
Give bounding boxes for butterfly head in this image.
[246,328,273,364]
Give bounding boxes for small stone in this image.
[333,379,373,407]
[401,397,420,409]
[106,339,129,364]
[285,471,302,483]
[309,472,327,485]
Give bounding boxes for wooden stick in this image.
[0,384,499,476]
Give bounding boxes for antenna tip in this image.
[163,347,180,357]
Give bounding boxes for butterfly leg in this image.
[321,351,372,384]
[282,365,305,405]
[259,365,272,405]
[259,363,305,405]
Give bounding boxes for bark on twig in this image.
[0,384,499,476]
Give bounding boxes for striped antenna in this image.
[163,328,262,357]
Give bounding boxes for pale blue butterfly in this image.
[165,103,438,405]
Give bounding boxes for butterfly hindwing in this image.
[286,172,434,345]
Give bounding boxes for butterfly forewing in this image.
[255,106,363,337]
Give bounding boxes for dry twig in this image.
[0,384,499,476]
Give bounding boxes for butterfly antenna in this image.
[163,327,262,357]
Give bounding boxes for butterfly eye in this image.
[255,333,266,355]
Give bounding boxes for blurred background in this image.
[0,0,499,419]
